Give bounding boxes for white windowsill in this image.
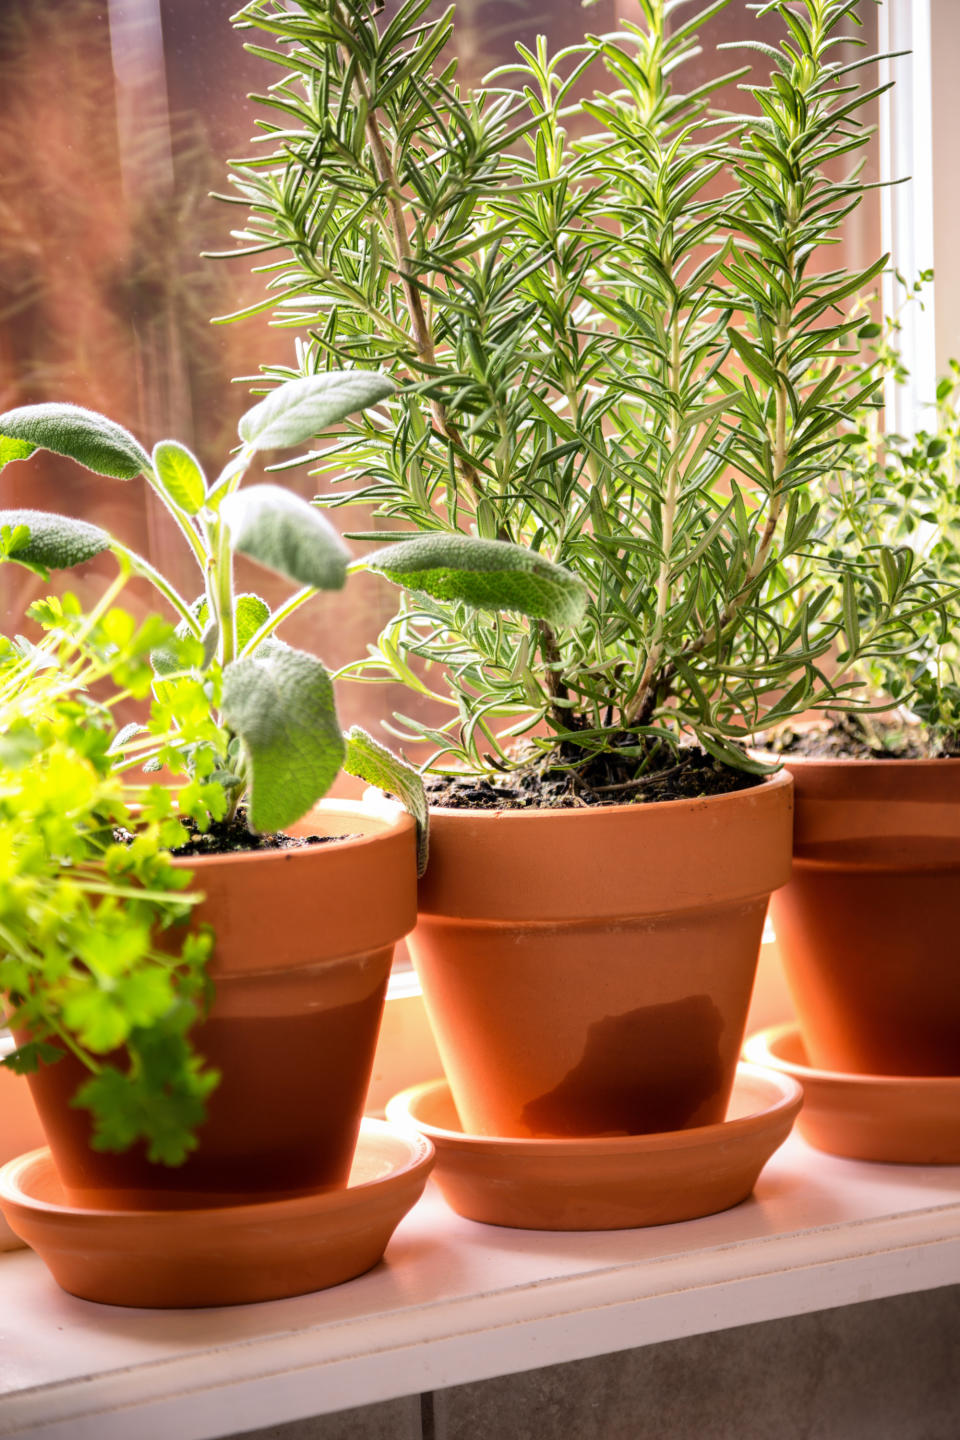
[0,1132,957,1440]
[1,939,956,1440]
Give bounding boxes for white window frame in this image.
[878,0,936,436]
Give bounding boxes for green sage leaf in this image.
[0,508,111,577]
[238,371,396,452]
[221,484,350,590]
[221,642,345,833]
[0,403,150,479]
[364,533,589,627]
[343,725,428,875]
[234,592,272,650]
[152,440,206,514]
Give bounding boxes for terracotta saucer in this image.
[0,1036,47,1253]
[743,1024,960,1165]
[0,1119,434,1307]
[385,1063,801,1230]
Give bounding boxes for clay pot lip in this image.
[422,766,792,821]
[744,1023,960,1090]
[0,1121,435,1225]
[753,748,960,772]
[169,796,415,871]
[386,1064,803,1155]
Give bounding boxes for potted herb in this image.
[225,0,907,1138]
[0,374,459,1204]
[765,339,960,1080]
[0,596,219,1190]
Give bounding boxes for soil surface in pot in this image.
[130,807,357,858]
[425,742,763,810]
[761,713,955,760]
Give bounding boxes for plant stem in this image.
[143,468,208,570]
[631,300,795,728]
[241,585,317,656]
[626,314,683,728]
[112,545,203,636]
[215,520,236,666]
[341,21,492,517]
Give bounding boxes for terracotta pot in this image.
[407,772,793,1139]
[0,1035,46,1250]
[770,757,960,1076]
[24,800,417,1208]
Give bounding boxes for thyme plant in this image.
[224,0,920,793]
[0,591,219,1164]
[810,343,960,754]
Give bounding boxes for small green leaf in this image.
[841,572,861,656]
[0,403,150,479]
[343,726,428,875]
[152,440,206,514]
[1,1040,63,1075]
[364,534,589,627]
[221,484,350,590]
[235,593,272,650]
[0,508,111,575]
[221,642,345,832]
[238,371,396,452]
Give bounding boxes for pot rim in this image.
[423,765,792,820]
[755,750,960,771]
[171,796,415,870]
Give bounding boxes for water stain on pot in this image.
[521,994,725,1137]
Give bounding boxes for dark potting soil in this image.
[118,807,356,858]
[760,712,950,761]
[425,742,763,811]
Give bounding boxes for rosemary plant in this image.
[224,0,915,796]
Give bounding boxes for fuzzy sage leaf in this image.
[364,535,589,627]
[343,725,429,875]
[238,371,396,451]
[152,441,206,515]
[221,485,350,590]
[221,642,345,833]
[0,509,111,577]
[0,404,150,479]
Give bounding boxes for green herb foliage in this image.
[0,375,465,854]
[0,589,219,1164]
[811,296,960,752]
[224,0,925,779]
